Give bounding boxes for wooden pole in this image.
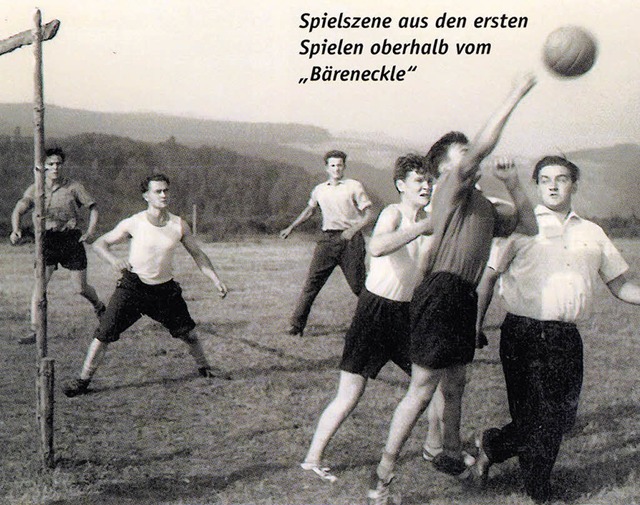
[192,203,197,235]
[32,8,54,469]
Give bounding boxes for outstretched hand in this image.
[512,72,537,97]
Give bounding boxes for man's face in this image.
[325,157,345,180]
[396,171,433,208]
[536,164,575,212]
[144,180,170,209]
[44,154,63,181]
[439,143,468,174]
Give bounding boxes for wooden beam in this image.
[0,19,60,56]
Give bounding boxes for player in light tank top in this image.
[63,173,230,397]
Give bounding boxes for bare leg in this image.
[80,338,108,381]
[304,371,367,465]
[423,383,445,456]
[181,330,210,369]
[70,268,104,312]
[439,364,467,457]
[377,363,443,480]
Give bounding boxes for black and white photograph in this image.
[1,1,639,504]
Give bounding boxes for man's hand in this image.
[279,227,292,239]
[9,229,22,245]
[493,158,520,192]
[215,280,228,299]
[511,72,537,101]
[341,228,357,241]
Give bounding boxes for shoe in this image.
[198,366,232,380]
[470,433,492,486]
[300,462,337,483]
[18,333,36,345]
[367,471,399,505]
[287,325,304,337]
[63,378,91,397]
[432,452,467,477]
[422,445,443,462]
[94,302,106,320]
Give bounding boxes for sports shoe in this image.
[198,366,232,380]
[300,462,337,482]
[367,471,399,505]
[94,302,106,320]
[432,452,467,477]
[18,333,36,345]
[63,378,91,397]
[422,445,443,462]
[470,432,493,486]
[287,325,304,337]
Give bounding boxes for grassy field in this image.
[1,236,639,505]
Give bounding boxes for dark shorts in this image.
[43,229,87,270]
[95,270,196,343]
[340,289,412,379]
[410,271,477,369]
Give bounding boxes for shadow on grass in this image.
[48,462,297,505]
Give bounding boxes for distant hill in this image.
[1,103,639,218]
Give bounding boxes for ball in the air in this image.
[543,26,597,77]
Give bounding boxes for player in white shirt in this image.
[63,174,229,397]
[301,154,439,481]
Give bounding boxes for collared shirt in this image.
[489,205,629,323]
[365,204,433,302]
[308,178,372,231]
[21,178,95,231]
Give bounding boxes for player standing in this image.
[63,173,229,397]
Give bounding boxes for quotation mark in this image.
[299,77,308,84]
[408,65,417,72]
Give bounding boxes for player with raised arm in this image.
[367,74,538,505]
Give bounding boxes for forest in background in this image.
[1,129,639,241]
[0,132,337,240]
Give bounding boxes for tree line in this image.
[0,132,327,240]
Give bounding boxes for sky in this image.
[0,0,639,156]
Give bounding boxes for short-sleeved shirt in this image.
[489,205,629,323]
[111,211,184,285]
[21,178,95,231]
[425,169,509,286]
[308,178,372,231]
[366,204,433,302]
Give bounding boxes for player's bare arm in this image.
[368,206,432,257]
[459,73,537,182]
[341,206,375,241]
[280,204,315,239]
[79,205,99,243]
[607,274,640,305]
[181,220,228,298]
[93,225,132,274]
[493,158,538,236]
[9,197,33,244]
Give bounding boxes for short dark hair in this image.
[45,147,66,162]
[532,156,580,183]
[323,150,347,164]
[140,173,170,193]
[393,154,429,192]
[423,131,469,177]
